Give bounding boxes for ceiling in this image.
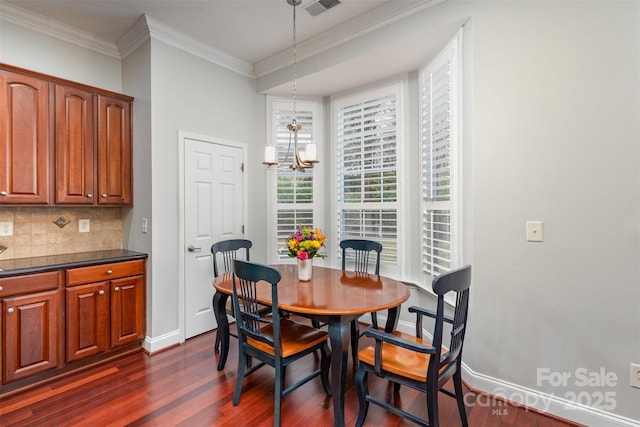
[1,0,454,95]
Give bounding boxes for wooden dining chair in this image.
[231,260,331,427]
[355,265,472,427]
[340,239,383,364]
[211,239,254,350]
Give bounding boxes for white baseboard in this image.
[376,315,640,427]
[464,368,640,427]
[143,329,182,354]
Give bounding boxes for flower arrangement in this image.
[287,226,327,260]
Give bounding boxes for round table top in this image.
[214,264,410,316]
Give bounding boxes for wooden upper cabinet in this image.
[98,95,132,206]
[0,64,133,206]
[0,69,51,204]
[55,85,95,204]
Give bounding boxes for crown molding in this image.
[254,0,443,78]
[0,2,253,77]
[116,14,151,59]
[0,1,120,58]
[140,15,254,77]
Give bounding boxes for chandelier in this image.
[263,0,318,172]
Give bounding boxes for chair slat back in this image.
[429,265,471,383]
[232,260,281,351]
[211,239,252,277]
[340,239,382,275]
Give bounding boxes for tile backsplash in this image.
[0,207,123,260]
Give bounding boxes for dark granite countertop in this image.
[0,249,148,277]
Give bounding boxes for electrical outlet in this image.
[631,363,640,389]
[78,219,90,233]
[526,221,543,242]
[141,218,148,234]
[0,221,13,236]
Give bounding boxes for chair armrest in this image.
[364,327,436,377]
[364,328,435,354]
[409,306,454,324]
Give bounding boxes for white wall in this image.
[2,1,639,424]
[121,39,153,340]
[147,39,264,340]
[0,21,121,91]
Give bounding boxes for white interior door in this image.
[184,137,245,339]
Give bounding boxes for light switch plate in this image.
[526,221,543,242]
[0,221,13,236]
[79,219,90,233]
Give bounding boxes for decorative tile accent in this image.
[0,208,123,260]
[52,215,71,228]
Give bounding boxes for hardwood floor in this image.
[1,328,581,427]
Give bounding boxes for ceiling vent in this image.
[305,0,341,16]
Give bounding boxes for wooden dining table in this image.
[213,263,410,427]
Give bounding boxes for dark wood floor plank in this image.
[0,328,583,427]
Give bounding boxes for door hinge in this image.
[241,225,245,234]
[241,163,245,172]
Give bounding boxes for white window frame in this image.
[331,80,407,278]
[266,96,324,265]
[419,30,464,293]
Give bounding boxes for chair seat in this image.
[247,318,329,358]
[358,331,433,382]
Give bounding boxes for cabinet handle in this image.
[106,269,113,275]
[101,194,107,198]
[7,307,14,314]
[99,290,105,295]
[114,287,120,292]
[0,191,6,196]
[0,286,3,293]
[87,193,93,198]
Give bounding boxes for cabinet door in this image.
[0,70,50,204]
[55,85,95,204]
[111,275,145,348]
[2,290,60,383]
[65,282,109,362]
[97,95,132,205]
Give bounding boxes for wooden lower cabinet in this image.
[0,272,61,384]
[66,260,145,362]
[0,257,146,394]
[66,282,109,362]
[110,275,145,348]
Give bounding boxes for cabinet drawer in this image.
[66,260,145,286]
[0,271,60,297]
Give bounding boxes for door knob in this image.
[187,245,202,252]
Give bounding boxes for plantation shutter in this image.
[274,103,317,258]
[421,37,458,277]
[336,86,400,267]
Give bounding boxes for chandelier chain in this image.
[292,0,297,122]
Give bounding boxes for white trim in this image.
[0,1,120,58]
[142,15,253,77]
[142,329,181,354]
[254,0,444,77]
[464,368,640,427]
[178,130,249,344]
